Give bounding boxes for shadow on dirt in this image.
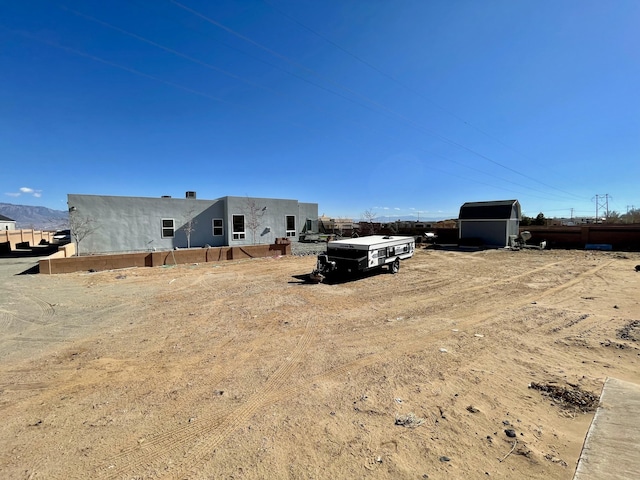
[290,268,392,285]
[17,264,40,275]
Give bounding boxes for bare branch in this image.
[181,207,198,248]
[244,197,266,244]
[361,209,377,235]
[69,213,99,256]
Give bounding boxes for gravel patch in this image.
[291,241,326,257]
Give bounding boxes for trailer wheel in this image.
[390,258,400,274]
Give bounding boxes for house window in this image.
[232,215,245,240]
[212,218,223,236]
[161,219,175,238]
[286,215,296,237]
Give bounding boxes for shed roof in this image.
[0,214,16,222]
[459,199,520,220]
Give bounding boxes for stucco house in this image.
[67,192,318,254]
[0,214,17,231]
[458,199,521,247]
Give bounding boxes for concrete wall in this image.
[0,229,54,250]
[68,194,226,254]
[222,196,318,246]
[68,194,225,255]
[47,243,76,258]
[298,202,318,233]
[68,194,318,254]
[39,243,290,274]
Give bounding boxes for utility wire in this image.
[261,0,585,201]
[8,11,580,207]
[57,4,387,117]
[61,3,575,202]
[1,26,258,113]
[167,0,584,202]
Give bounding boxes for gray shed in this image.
[458,199,521,247]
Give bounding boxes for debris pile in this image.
[529,382,598,412]
[617,320,640,342]
[394,413,425,428]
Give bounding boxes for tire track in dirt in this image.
[102,334,273,456]
[0,309,16,328]
[0,288,54,326]
[22,292,56,324]
[92,259,601,478]
[531,261,613,301]
[382,258,570,311]
[0,381,49,392]
[95,317,317,479]
[230,260,614,424]
[315,259,576,351]
[0,300,146,364]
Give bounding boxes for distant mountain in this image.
[371,215,447,223]
[0,203,68,230]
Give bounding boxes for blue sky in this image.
[2,1,638,220]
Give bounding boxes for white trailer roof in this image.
[328,235,413,249]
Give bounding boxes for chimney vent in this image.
[186,191,196,199]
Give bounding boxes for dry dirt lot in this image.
[1,248,639,480]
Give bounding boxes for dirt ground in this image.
[1,247,639,480]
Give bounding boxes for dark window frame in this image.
[161,218,175,238]
[232,214,245,240]
[285,215,296,237]
[213,218,224,236]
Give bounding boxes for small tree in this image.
[605,210,621,224]
[244,197,266,244]
[361,209,377,235]
[623,208,640,224]
[69,212,98,256]
[533,212,546,226]
[181,207,198,248]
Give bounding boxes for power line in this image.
[12,5,587,207]
[56,4,579,203]
[260,0,585,202]
[167,0,584,202]
[2,26,235,107]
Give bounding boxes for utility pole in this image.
[595,194,610,223]
[570,208,574,220]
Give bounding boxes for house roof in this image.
[0,214,16,222]
[458,199,521,220]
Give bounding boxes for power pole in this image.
[595,194,610,223]
[570,208,574,220]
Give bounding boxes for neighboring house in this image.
[458,199,521,247]
[318,215,355,234]
[67,192,318,254]
[0,214,17,231]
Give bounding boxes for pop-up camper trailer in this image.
[311,235,415,282]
